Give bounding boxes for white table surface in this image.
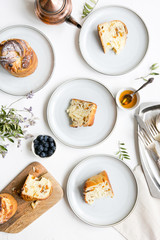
[0,0,160,239]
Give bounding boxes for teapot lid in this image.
[39,0,65,13]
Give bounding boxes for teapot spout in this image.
[66,15,81,29]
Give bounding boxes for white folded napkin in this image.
[114,165,160,240]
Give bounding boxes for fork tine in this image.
[146,120,152,134]
[138,133,146,146]
[143,129,152,143]
[146,119,158,138]
[138,129,149,147]
[138,131,146,146]
[151,120,158,133]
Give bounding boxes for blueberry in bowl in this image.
[32,135,56,158]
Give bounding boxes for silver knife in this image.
[135,114,151,136]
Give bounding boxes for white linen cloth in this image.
[115,165,160,240]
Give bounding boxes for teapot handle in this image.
[66,15,81,29]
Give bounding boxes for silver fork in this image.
[146,119,160,142]
[138,128,160,171]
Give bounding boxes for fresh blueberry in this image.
[34,144,38,150]
[35,146,38,151]
[38,145,44,152]
[44,147,48,152]
[48,136,54,142]
[40,152,46,158]
[47,149,54,156]
[37,135,44,141]
[35,150,41,156]
[44,135,48,141]
[34,139,39,145]
[53,146,56,151]
[43,142,49,148]
[49,142,54,147]
[40,140,45,145]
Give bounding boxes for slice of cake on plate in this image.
[84,171,114,205]
[97,20,128,54]
[67,99,97,127]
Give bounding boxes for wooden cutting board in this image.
[0,162,63,233]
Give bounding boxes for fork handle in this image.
[156,159,160,171]
[152,148,160,171]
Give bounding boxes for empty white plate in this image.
[47,78,117,148]
[67,155,138,227]
[0,25,55,95]
[79,6,149,75]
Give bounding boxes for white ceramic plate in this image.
[67,155,138,227]
[47,78,117,148]
[0,25,55,95]
[79,6,149,75]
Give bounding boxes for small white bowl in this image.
[31,135,56,159]
[116,87,140,111]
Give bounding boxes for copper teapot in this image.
[35,0,81,28]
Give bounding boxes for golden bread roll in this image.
[0,193,17,224]
[0,39,38,77]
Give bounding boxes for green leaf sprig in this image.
[136,63,159,81]
[116,142,130,161]
[82,0,99,18]
[0,91,36,158]
[0,144,8,158]
[0,106,24,141]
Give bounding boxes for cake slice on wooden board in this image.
[84,171,114,205]
[97,20,128,54]
[67,99,97,127]
[21,174,52,201]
